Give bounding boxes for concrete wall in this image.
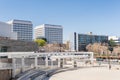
[0,70,11,80]
[0,59,12,80]
[0,39,38,52]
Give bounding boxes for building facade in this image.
[34,24,63,44]
[70,32,108,51]
[0,21,17,40]
[7,19,33,41]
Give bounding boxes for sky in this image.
[0,0,120,41]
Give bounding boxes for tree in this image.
[112,47,120,56]
[86,43,108,56]
[108,39,116,55]
[35,39,46,47]
[108,39,116,47]
[86,43,101,54]
[36,37,47,42]
[44,43,65,52]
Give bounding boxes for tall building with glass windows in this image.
[34,24,63,44]
[70,32,108,51]
[7,19,33,41]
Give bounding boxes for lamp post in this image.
[108,47,113,70]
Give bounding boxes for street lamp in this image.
[108,47,113,70]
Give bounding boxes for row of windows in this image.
[45,31,62,33]
[17,37,32,41]
[14,28,32,31]
[13,23,32,26]
[13,26,32,29]
[18,37,32,39]
[14,30,32,32]
[18,33,33,36]
[45,32,62,35]
[18,34,32,36]
[78,36,107,40]
[45,30,62,33]
[13,28,32,31]
[46,34,62,36]
[13,29,32,31]
[13,30,32,33]
[14,30,32,33]
[47,37,62,39]
[18,38,33,40]
[46,33,62,34]
[78,35,108,44]
[45,27,62,30]
[17,34,32,36]
[13,26,32,28]
[18,35,32,37]
[46,37,62,39]
[13,28,32,30]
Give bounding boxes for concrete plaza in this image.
[49,67,120,80]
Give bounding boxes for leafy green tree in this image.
[35,39,46,47]
[108,39,116,47]
[36,37,47,42]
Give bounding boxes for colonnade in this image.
[12,56,51,78]
[0,52,94,78]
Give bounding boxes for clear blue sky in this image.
[0,0,120,41]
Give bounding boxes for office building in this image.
[7,19,33,41]
[0,21,17,40]
[34,24,63,44]
[70,32,108,51]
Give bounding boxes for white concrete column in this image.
[51,59,53,68]
[45,56,48,67]
[90,52,94,65]
[62,58,65,68]
[12,58,16,78]
[72,58,74,68]
[58,58,60,67]
[35,57,38,68]
[21,57,25,72]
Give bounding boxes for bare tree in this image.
[44,43,65,52]
[112,47,120,56]
[86,43,108,56]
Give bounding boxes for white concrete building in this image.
[7,19,33,41]
[34,24,63,44]
[109,36,120,45]
[0,21,17,40]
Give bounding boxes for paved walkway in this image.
[49,67,120,80]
